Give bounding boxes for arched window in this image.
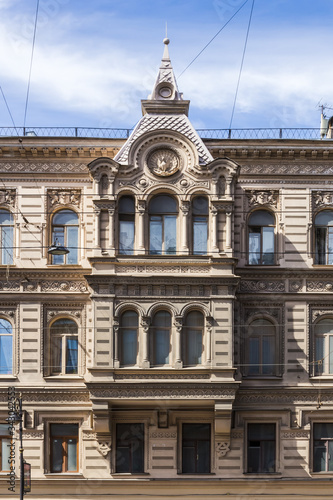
[314,318,333,375]
[0,209,13,265]
[149,195,177,255]
[51,210,79,264]
[183,311,203,366]
[246,318,276,376]
[120,311,138,366]
[248,210,275,265]
[150,311,171,366]
[118,196,135,254]
[315,211,333,264]
[50,319,78,375]
[192,196,208,255]
[0,318,13,375]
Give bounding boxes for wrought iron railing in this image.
[0,127,326,140]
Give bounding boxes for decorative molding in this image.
[312,309,333,322]
[241,164,333,176]
[0,189,15,207]
[47,188,81,210]
[147,148,180,177]
[216,441,230,457]
[0,390,90,403]
[281,431,310,439]
[289,280,303,292]
[116,265,210,274]
[150,431,176,439]
[246,190,278,208]
[114,373,210,380]
[0,162,89,173]
[41,280,88,293]
[240,280,285,293]
[82,431,97,440]
[231,431,243,439]
[22,431,44,439]
[46,308,82,325]
[307,281,333,292]
[236,391,333,405]
[313,190,333,208]
[97,441,111,457]
[0,281,20,291]
[90,387,236,400]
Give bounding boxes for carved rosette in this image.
[147,148,180,177]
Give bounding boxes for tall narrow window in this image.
[50,424,78,472]
[313,423,333,472]
[120,311,138,366]
[0,318,13,375]
[183,311,203,366]
[150,311,171,366]
[50,319,78,375]
[192,196,208,255]
[314,318,333,375]
[0,424,11,472]
[116,423,144,473]
[0,209,13,265]
[182,423,210,473]
[149,195,177,255]
[246,319,276,376]
[248,210,275,265]
[118,196,135,254]
[315,211,333,264]
[247,423,276,473]
[51,210,79,264]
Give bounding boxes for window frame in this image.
[314,210,333,265]
[150,310,171,367]
[182,310,204,367]
[49,423,79,474]
[248,209,276,266]
[50,209,79,265]
[312,317,333,377]
[0,317,14,376]
[311,421,333,473]
[181,422,211,474]
[246,421,277,474]
[119,310,138,367]
[0,423,11,472]
[191,195,209,256]
[114,422,146,474]
[118,195,135,255]
[243,316,279,378]
[149,194,178,255]
[0,208,14,266]
[48,317,79,377]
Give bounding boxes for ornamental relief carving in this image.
[312,309,333,322]
[241,164,333,176]
[281,431,310,439]
[0,281,20,291]
[150,431,176,439]
[46,309,82,325]
[216,441,230,457]
[90,388,236,400]
[97,441,111,457]
[289,280,303,292]
[240,280,285,293]
[246,189,278,208]
[0,162,88,173]
[147,148,180,177]
[47,189,81,209]
[0,189,15,207]
[313,190,333,207]
[307,281,333,292]
[0,309,15,319]
[41,281,88,293]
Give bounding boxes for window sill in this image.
[0,374,17,379]
[44,375,84,381]
[44,473,83,477]
[243,472,281,477]
[178,472,215,476]
[112,472,149,476]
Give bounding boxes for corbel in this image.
[214,401,233,458]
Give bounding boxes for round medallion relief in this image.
[147,148,180,177]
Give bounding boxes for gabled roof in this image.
[114,38,213,166]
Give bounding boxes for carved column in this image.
[174,315,183,369]
[210,205,219,254]
[206,316,213,365]
[113,316,119,368]
[108,202,116,251]
[94,208,101,248]
[137,200,146,254]
[180,201,190,254]
[141,316,150,368]
[225,212,232,251]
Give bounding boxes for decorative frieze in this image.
[307,281,333,292]
[246,190,278,208]
[90,387,236,400]
[240,280,285,293]
[281,431,310,439]
[150,431,176,439]
[116,265,209,274]
[289,280,303,292]
[47,189,81,209]
[41,280,88,293]
[0,162,88,173]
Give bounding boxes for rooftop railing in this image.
[0,127,326,140]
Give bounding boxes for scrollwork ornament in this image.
[216,441,230,457]
[97,441,111,457]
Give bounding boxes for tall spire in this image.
[141,38,189,116]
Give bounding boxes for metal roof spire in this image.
[148,37,182,102]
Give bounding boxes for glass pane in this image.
[186,330,202,365]
[315,336,324,375]
[52,438,63,472]
[150,216,162,254]
[116,445,130,473]
[263,440,275,472]
[0,424,10,435]
[154,311,171,327]
[51,336,62,374]
[182,443,196,473]
[262,336,274,375]
[122,330,137,365]
[186,311,204,327]
[249,210,274,225]
[154,328,169,364]
[197,439,210,473]
[52,227,65,265]
[149,195,177,214]
[0,209,13,225]
[51,319,77,335]
[192,196,208,215]
[53,210,78,225]
[66,337,78,374]
[0,335,12,375]
[2,226,13,265]
[248,337,259,375]
[67,226,78,264]
[67,438,77,471]
[329,440,333,472]
[248,444,260,472]
[314,423,333,439]
[193,217,207,255]
[249,230,260,265]
[121,311,138,328]
[314,443,326,472]
[315,210,333,226]
[164,215,176,254]
[315,227,327,265]
[329,228,333,265]
[51,424,78,437]
[119,220,134,254]
[248,423,275,440]
[262,227,274,264]
[119,196,135,214]
[2,438,10,471]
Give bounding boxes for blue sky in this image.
[0,0,333,131]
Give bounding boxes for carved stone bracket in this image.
[214,401,233,457]
[97,441,111,457]
[216,441,230,458]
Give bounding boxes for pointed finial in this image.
[163,37,170,45]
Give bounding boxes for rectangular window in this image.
[182,423,210,473]
[313,423,333,472]
[247,423,276,473]
[119,219,134,254]
[116,423,144,473]
[193,216,208,255]
[50,423,78,473]
[0,424,11,472]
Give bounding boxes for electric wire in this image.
[178,0,250,79]
[229,0,255,129]
[0,85,19,134]
[23,0,40,129]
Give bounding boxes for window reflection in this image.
[149,195,177,255]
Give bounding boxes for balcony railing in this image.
[0,127,326,140]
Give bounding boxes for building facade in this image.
[0,39,333,499]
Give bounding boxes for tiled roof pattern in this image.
[114,114,213,165]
